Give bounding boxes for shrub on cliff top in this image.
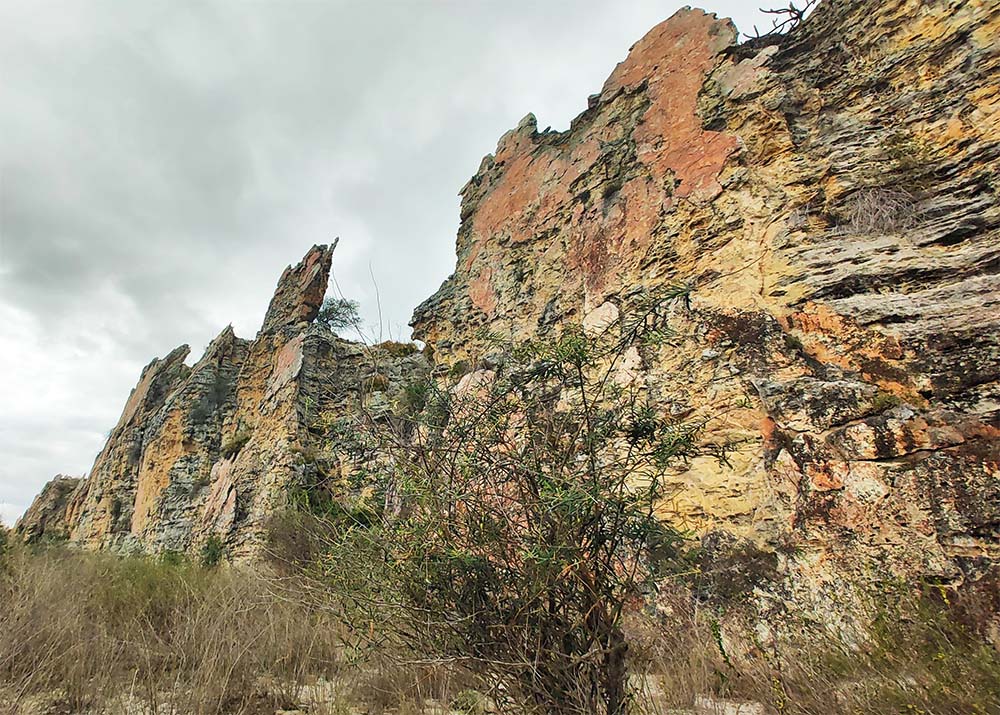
[317,296,360,332]
[376,340,419,357]
[744,0,819,40]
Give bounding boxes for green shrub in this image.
[447,359,471,379]
[783,332,805,353]
[451,689,488,715]
[316,296,360,331]
[871,391,904,413]
[320,294,714,715]
[377,340,419,357]
[199,535,225,568]
[397,378,430,416]
[159,549,187,567]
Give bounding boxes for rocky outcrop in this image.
[413,0,999,625]
[15,476,82,543]
[17,0,999,632]
[57,328,249,554]
[261,238,337,333]
[19,245,428,558]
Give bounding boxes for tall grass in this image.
[627,589,1000,715]
[0,544,342,714]
[2,538,997,714]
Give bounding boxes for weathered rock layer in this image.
[412,0,999,629]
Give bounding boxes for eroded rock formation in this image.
[19,245,429,557]
[18,0,999,632]
[412,0,999,630]
[15,476,81,544]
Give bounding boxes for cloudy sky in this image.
[0,0,775,525]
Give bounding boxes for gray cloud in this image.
[0,0,773,524]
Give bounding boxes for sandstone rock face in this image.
[261,239,338,333]
[18,245,428,558]
[15,476,82,543]
[413,0,999,620]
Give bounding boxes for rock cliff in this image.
[15,476,81,543]
[18,245,428,558]
[18,0,999,629]
[412,0,999,629]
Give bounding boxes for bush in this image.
[316,297,360,331]
[200,535,226,568]
[159,549,187,566]
[397,378,430,416]
[870,391,904,413]
[318,291,713,715]
[377,340,419,357]
[447,359,471,379]
[451,688,489,714]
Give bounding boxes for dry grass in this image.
[2,541,997,715]
[346,659,481,715]
[837,187,918,235]
[0,543,484,715]
[0,544,343,714]
[627,589,1000,715]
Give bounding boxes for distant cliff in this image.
[18,0,999,634]
[18,245,427,558]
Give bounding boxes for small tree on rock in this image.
[316,297,360,332]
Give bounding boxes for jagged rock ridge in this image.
[19,245,430,557]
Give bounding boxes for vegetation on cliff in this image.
[307,292,710,715]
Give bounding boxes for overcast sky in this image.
[0,1,775,526]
